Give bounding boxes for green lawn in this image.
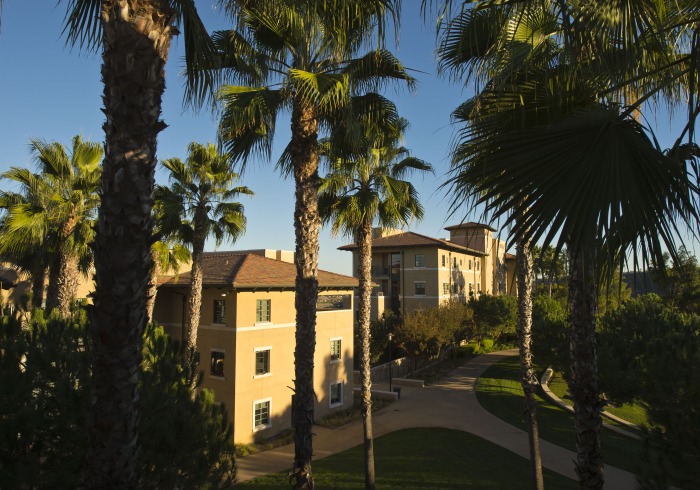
[547,371,649,427]
[476,357,644,475]
[244,428,578,489]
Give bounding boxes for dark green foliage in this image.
[531,295,569,373]
[0,314,236,488]
[469,294,516,345]
[0,309,90,489]
[597,295,700,488]
[361,311,402,366]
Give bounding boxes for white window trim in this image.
[329,380,343,408]
[253,397,272,432]
[330,337,342,364]
[414,281,426,296]
[255,299,272,325]
[210,348,226,380]
[254,346,272,378]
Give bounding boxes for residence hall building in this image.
[339,222,514,315]
[153,250,358,444]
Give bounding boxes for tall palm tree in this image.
[146,240,191,324]
[208,2,411,486]
[155,142,252,353]
[0,136,102,317]
[437,5,553,487]
[60,1,215,485]
[319,116,431,490]
[437,2,699,488]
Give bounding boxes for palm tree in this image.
[60,1,215,485]
[319,116,431,490]
[208,2,411,485]
[0,136,102,317]
[155,142,252,353]
[436,2,699,488]
[146,240,191,324]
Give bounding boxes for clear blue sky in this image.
[0,2,692,275]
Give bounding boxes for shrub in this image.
[469,294,517,345]
[0,312,236,488]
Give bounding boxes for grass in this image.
[476,356,645,475]
[243,428,578,489]
[547,371,649,427]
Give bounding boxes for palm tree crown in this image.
[156,142,252,353]
[0,135,102,315]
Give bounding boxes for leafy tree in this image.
[597,295,700,489]
[531,294,569,374]
[0,136,102,317]
[651,248,700,314]
[319,115,430,490]
[365,311,403,366]
[0,311,236,489]
[469,294,516,346]
[61,1,215,484]
[156,142,252,354]
[209,1,410,485]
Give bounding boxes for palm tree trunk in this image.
[146,253,160,324]
[45,256,61,312]
[357,217,376,489]
[185,208,207,353]
[84,2,173,488]
[31,265,46,309]
[55,251,80,317]
[290,97,320,490]
[568,244,604,490]
[516,239,544,490]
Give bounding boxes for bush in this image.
[531,295,569,374]
[0,312,236,488]
[469,294,517,345]
[597,294,700,488]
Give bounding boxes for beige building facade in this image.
[154,250,357,444]
[339,222,515,316]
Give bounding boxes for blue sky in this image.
[0,2,693,275]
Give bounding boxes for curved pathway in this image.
[237,349,637,488]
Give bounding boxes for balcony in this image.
[371,266,390,277]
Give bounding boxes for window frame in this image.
[414,253,425,268]
[441,255,446,267]
[210,349,226,379]
[254,346,272,377]
[329,381,343,408]
[442,282,450,295]
[253,397,272,432]
[256,299,271,323]
[330,337,342,363]
[213,299,226,324]
[415,281,426,296]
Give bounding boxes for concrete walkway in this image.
[237,349,638,488]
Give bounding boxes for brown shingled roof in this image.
[338,231,486,256]
[160,251,358,289]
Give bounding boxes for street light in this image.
[388,332,393,393]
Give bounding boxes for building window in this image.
[255,348,271,376]
[476,259,480,271]
[415,282,426,296]
[253,398,271,431]
[469,259,472,270]
[442,255,446,267]
[330,382,343,407]
[453,257,457,268]
[210,350,225,378]
[442,282,450,295]
[330,338,342,362]
[415,254,425,268]
[213,299,226,324]
[460,259,463,266]
[453,284,458,294]
[469,283,474,293]
[256,299,271,322]
[477,283,481,292]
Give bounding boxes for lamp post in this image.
[388,332,393,392]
